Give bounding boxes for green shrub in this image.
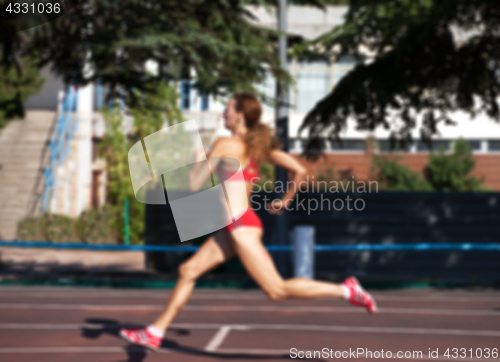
[0,56,45,130]
[18,207,122,245]
[316,166,336,184]
[424,139,486,191]
[17,217,45,241]
[371,138,488,192]
[98,82,182,245]
[316,165,356,192]
[43,214,80,243]
[79,205,118,244]
[18,213,80,243]
[372,155,432,191]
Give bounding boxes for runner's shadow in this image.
[81,318,188,362]
[81,318,324,361]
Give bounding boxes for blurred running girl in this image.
[119,93,377,350]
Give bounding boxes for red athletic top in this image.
[215,157,263,231]
[241,158,259,182]
[216,158,259,183]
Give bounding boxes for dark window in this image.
[330,139,365,151]
[201,91,209,111]
[288,138,300,152]
[489,140,500,152]
[464,140,481,152]
[91,137,100,162]
[295,59,330,113]
[180,81,190,110]
[300,139,322,152]
[416,140,450,152]
[377,140,412,152]
[333,55,357,87]
[377,140,390,152]
[300,139,307,151]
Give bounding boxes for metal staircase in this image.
[0,111,56,239]
[40,86,79,212]
[0,85,78,240]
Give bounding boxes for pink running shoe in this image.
[344,276,361,288]
[119,327,162,350]
[342,276,378,315]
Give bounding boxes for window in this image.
[201,90,209,111]
[293,138,366,153]
[299,139,309,152]
[377,140,412,152]
[416,140,450,152]
[180,81,190,110]
[333,56,357,87]
[255,72,277,113]
[295,59,330,113]
[488,140,500,152]
[289,138,302,153]
[464,140,481,152]
[329,139,365,152]
[299,139,327,153]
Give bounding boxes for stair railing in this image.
[40,85,79,212]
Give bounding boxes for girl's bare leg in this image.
[230,227,344,301]
[151,229,235,332]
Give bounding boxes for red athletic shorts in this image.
[226,208,263,232]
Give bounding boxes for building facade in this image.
[177,6,500,190]
[20,6,500,222]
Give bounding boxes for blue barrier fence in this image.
[1,241,500,252]
[144,192,500,278]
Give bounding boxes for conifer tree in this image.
[0,56,44,129]
[299,0,500,155]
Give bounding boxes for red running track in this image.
[0,286,499,361]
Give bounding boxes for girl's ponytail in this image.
[233,93,281,165]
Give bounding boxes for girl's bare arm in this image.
[267,149,307,212]
[188,139,227,191]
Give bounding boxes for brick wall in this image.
[292,152,500,191]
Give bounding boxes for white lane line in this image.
[379,307,500,316]
[0,346,166,353]
[0,323,233,330]
[204,325,249,352]
[0,303,498,316]
[217,348,288,355]
[240,323,500,337]
[204,325,233,352]
[0,292,256,298]
[1,291,500,302]
[369,296,500,303]
[0,323,218,330]
[0,323,88,329]
[0,322,499,337]
[218,349,494,361]
[0,346,278,355]
[0,346,489,360]
[0,303,162,311]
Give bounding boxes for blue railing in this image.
[1,241,500,252]
[41,85,79,212]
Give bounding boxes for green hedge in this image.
[372,138,488,192]
[79,205,118,244]
[372,155,432,191]
[17,206,119,244]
